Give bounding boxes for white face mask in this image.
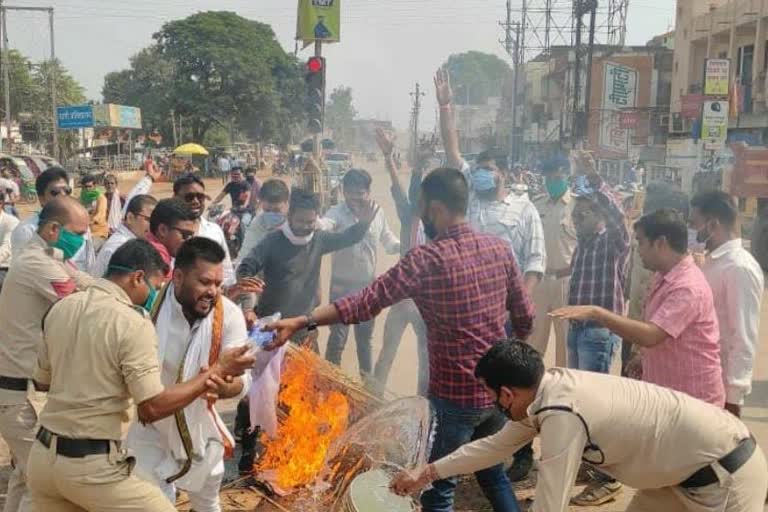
[281,222,314,246]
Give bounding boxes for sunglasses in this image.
[171,226,196,240]
[183,192,207,203]
[48,186,73,197]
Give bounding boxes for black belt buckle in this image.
[0,376,28,392]
[36,426,112,458]
[680,436,756,489]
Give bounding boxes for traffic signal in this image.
[306,56,326,134]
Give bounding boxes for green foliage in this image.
[443,51,512,105]
[325,86,357,149]
[103,11,305,145]
[0,51,86,158]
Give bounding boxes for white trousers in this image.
[130,438,224,512]
[528,275,569,367]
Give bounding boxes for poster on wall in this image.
[700,100,729,148]
[703,59,730,96]
[600,62,638,155]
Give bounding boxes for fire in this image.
[257,354,350,489]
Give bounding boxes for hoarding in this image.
[730,143,768,198]
[297,0,340,44]
[681,94,705,119]
[619,111,641,129]
[703,59,730,96]
[56,105,93,129]
[93,104,142,129]
[600,62,638,155]
[701,100,729,148]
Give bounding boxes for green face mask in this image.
[53,228,85,261]
[546,178,569,200]
[80,188,101,204]
[142,280,158,313]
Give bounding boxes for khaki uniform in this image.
[0,235,93,512]
[27,279,175,512]
[530,192,577,366]
[433,368,768,512]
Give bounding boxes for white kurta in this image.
[90,224,136,278]
[197,217,236,286]
[126,286,249,508]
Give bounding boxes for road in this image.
[0,164,766,511]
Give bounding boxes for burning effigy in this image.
[250,345,436,511]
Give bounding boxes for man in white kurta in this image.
[126,237,250,512]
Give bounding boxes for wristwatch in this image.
[305,313,318,332]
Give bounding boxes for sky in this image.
[5,0,675,131]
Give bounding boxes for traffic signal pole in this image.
[313,40,322,161]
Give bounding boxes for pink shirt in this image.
[642,255,725,407]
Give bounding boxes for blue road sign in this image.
[56,105,93,129]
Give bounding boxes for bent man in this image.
[28,239,254,512]
[392,341,768,512]
[127,238,251,512]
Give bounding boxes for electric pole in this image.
[1,5,57,158]
[409,82,425,166]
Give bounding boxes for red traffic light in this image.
[307,57,324,73]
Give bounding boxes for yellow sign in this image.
[703,59,730,96]
[297,0,340,44]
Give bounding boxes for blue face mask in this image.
[471,168,497,193]
[260,211,285,230]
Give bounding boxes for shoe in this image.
[570,480,623,506]
[507,445,534,482]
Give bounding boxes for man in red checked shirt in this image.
[269,168,535,512]
[0,196,94,512]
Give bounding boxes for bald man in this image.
[0,197,94,512]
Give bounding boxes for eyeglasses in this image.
[48,186,72,197]
[183,192,207,203]
[170,226,196,240]
[133,213,151,221]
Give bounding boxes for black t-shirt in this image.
[223,181,250,205]
[237,223,369,318]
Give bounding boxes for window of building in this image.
[739,197,748,213]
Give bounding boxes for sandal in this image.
[570,480,623,506]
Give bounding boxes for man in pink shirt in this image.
[553,208,725,407]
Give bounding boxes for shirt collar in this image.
[527,370,554,417]
[31,233,65,262]
[708,238,742,260]
[435,222,473,241]
[662,254,695,283]
[91,278,134,307]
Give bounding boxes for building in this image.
[669,0,768,216]
[516,40,673,178]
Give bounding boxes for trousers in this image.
[421,397,520,512]
[527,276,569,366]
[0,395,44,512]
[373,299,428,395]
[567,323,620,374]
[27,438,175,512]
[325,282,376,376]
[626,449,768,512]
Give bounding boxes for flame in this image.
[257,354,350,489]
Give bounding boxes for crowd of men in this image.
[0,66,762,512]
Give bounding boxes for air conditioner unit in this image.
[669,113,685,133]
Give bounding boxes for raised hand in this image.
[375,127,396,157]
[355,199,381,224]
[434,68,453,106]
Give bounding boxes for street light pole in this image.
[2,5,10,153]
[48,7,57,161]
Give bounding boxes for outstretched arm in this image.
[435,69,463,171]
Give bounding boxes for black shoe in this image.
[238,452,256,475]
[507,444,534,482]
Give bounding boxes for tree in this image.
[0,50,37,119]
[325,86,357,148]
[442,51,512,105]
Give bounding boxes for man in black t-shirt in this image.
[211,168,250,209]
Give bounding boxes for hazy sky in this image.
[6,0,675,131]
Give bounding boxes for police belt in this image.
[679,435,756,489]
[36,426,115,458]
[0,376,28,391]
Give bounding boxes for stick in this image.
[248,486,293,512]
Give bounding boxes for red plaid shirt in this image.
[334,223,534,408]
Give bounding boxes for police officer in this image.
[0,197,93,512]
[27,239,255,512]
[392,341,768,512]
